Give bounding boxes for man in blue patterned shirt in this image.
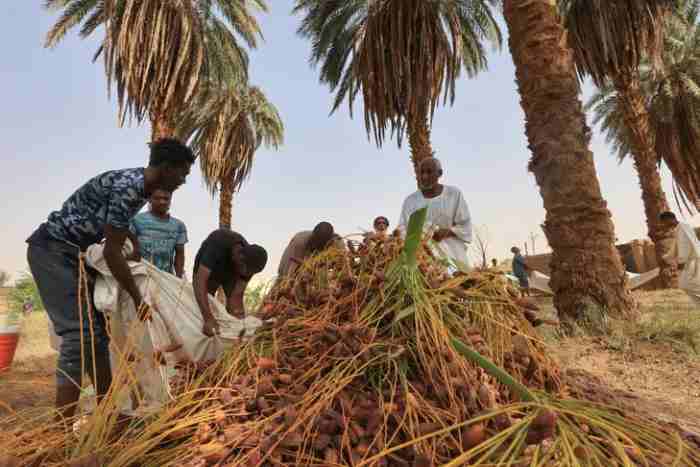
[130,189,188,277]
[26,138,195,422]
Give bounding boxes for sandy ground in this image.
[1,290,699,434]
[541,289,700,433]
[0,312,56,418]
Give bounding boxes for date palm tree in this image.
[586,1,700,272]
[559,0,679,287]
[293,0,502,175]
[44,0,267,141]
[650,0,700,213]
[179,83,284,229]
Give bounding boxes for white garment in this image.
[676,223,700,306]
[399,185,472,271]
[526,269,660,295]
[78,240,262,413]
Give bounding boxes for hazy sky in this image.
[2,2,697,284]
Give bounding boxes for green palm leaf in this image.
[179,82,283,196]
[293,0,502,148]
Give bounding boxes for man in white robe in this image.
[660,212,700,306]
[398,158,472,271]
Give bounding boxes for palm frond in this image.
[100,0,205,126]
[585,85,635,163]
[294,0,502,148]
[45,0,267,128]
[179,83,284,195]
[79,2,106,38]
[560,0,676,86]
[650,2,700,210]
[44,0,100,47]
[584,0,700,211]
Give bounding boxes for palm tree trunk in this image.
[503,0,637,326]
[407,111,433,177]
[219,177,234,230]
[613,74,678,288]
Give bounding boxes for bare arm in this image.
[193,266,215,322]
[175,245,185,278]
[104,225,143,309]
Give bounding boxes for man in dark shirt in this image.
[193,229,268,337]
[26,138,195,422]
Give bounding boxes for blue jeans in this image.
[26,237,110,387]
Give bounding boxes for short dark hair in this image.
[148,138,196,167]
[243,244,268,274]
[374,216,389,227]
[150,188,172,197]
[511,246,520,254]
[660,211,677,222]
[309,222,335,252]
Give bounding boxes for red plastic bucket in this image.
[0,333,20,371]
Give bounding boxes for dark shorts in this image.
[27,229,110,387]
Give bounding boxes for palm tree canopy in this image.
[586,84,630,162]
[651,0,700,210]
[44,0,268,125]
[293,0,502,146]
[179,83,284,195]
[559,0,676,86]
[585,0,700,211]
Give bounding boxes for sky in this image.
[1,2,697,284]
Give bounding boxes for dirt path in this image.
[542,289,700,434]
[556,337,700,433]
[0,313,55,417]
[0,355,54,417]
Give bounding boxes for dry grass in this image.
[633,308,700,353]
[12,312,56,365]
[538,289,700,354]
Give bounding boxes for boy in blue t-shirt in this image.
[130,189,188,277]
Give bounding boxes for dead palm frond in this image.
[44,0,267,130]
[293,0,502,148]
